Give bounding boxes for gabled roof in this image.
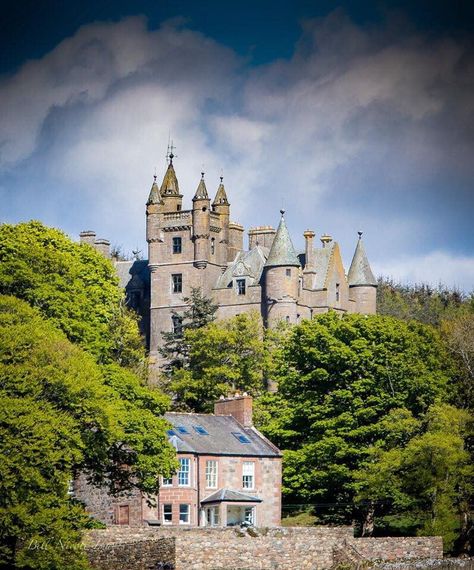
[264,213,300,268]
[164,412,281,457]
[201,489,262,504]
[193,174,209,201]
[348,235,377,286]
[212,179,229,206]
[312,243,335,289]
[215,246,269,289]
[160,161,180,196]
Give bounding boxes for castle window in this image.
[286,316,290,323]
[336,283,340,302]
[236,279,246,295]
[177,204,181,211]
[172,315,183,335]
[286,268,291,278]
[163,504,172,524]
[211,238,215,255]
[172,236,182,254]
[172,273,182,294]
[162,475,173,487]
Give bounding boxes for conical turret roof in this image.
[212,177,229,206]
[147,176,163,205]
[160,160,180,196]
[348,233,377,286]
[264,211,300,268]
[193,173,209,201]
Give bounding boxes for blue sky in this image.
[1,1,473,290]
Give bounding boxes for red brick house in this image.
[74,395,282,528]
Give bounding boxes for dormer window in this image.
[236,279,246,295]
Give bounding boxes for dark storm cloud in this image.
[0,11,473,289]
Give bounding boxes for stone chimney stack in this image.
[79,230,96,246]
[94,238,111,258]
[214,394,253,427]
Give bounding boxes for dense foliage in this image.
[0,295,177,568]
[0,221,144,367]
[254,312,473,550]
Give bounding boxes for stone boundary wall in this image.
[84,527,443,570]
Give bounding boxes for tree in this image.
[255,312,451,525]
[0,221,144,367]
[355,404,473,553]
[159,287,218,371]
[377,277,473,325]
[0,295,177,568]
[167,312,267,412]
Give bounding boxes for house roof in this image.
[201,488,262,504]
[348,235,377,286]
[164,412,281,457]
[312,243,335,289]
[214,245,269,289]
[115,260,150,290]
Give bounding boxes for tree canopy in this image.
[0,221,144,367]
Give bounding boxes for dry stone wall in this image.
[84,526,443,570]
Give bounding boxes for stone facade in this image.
[82,155,378,368]
[84,527,444,570]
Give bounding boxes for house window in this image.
[178,458,190,486]
[163,504,172,524]
[172,315,183,335]
[171,273,182,293]
[242,462,255,490]
[286,315,290,323]
[336,283,340,302]
[236,279,246,295]
[244,506,255,526]
[172,236,182,254]
[211,238,215,255]
[177,204,181,211]
[206,460,218,489]
[179,504,190,524]
[286,268,291,278]
[206,506,219,527]
[162,476,173,487]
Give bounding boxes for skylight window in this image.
[193,425,209,435]
[176,425,189,434]
[232,432,251,444]
[167,429,176,437]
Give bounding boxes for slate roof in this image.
[201,489,262,504]
[115,260,150,290]
[312,243,335,290]
[164,412,281,457]
[215,246,269,289]
[264,214,300,268]
[348,237,377,286]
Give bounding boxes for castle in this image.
[80,152,377,365]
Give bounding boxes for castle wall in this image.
[349,285,377,314]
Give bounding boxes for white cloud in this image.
[0,11,473,290]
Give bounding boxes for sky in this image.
[1,0,473,290]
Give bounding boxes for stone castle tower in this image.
[81,153,377,364]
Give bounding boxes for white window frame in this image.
[179,503,190,525]
[163,504,172,525]
[161,475,173,487]
[205,460,218,489]
[236,278,246,295]
[242,461,255,490]
[206,506,220,527]
[244,506,255,526]
[178,457,190,487]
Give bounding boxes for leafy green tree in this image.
[0,221,144,367]
[355,404,473,552]
[0,295,177,568]
[377,277,473,325]
[167,312,267,411]
[256,312,450,525]
[159,287,218,371]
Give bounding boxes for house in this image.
[74,394,282,528]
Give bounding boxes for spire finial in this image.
[201,171,205,180]
[280,209,285,218]
[220,175,223,183]
[166,140,176,164]
[358,231,363,239]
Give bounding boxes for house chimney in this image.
[214,394,253,427]
[79,230,96,246]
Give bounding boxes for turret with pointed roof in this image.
[147,175,163,206]
[192,172,211,267]
[160,153,183,212]
[212,177,231,264]
[348,232,377,314]
[212,177,230,207]
[265,210,300,268]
